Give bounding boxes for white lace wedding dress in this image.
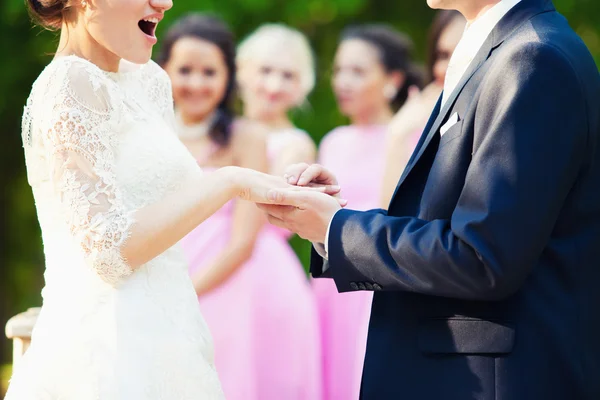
[5,55,224,399]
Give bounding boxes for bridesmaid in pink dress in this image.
[237,24,322,400]
[314,25,423,400]
[159,14,269,400]
[380,11,466,206]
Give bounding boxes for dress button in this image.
[373,284,382,291]
[358,282,366,290]
[365,283,374,290]
[350,282,359,290]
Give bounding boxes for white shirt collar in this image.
[442,0,522,107]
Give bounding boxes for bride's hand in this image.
[225,166,341,204]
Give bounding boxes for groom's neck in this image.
[457,0,503,24]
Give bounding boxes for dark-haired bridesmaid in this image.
[314,24,423,400]
[380,10,466,206]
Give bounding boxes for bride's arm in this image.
[43,63,290,286]
[190,123,269,295]
[51,135,275,287]
[124,166,250,270]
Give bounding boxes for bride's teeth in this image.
[143,17,159,23]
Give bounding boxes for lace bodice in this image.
[22,56,198,288]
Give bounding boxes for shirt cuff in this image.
[312,210,338,263]
[313,242,327,259]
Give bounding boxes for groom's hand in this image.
[258,189,344,243]
[284,163,339,191]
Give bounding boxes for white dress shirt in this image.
[316,0,522,262]
[442,0,522,107]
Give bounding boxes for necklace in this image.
[175,111,216,140]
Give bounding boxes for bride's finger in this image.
[306,183,341,195]
[266,188,348,208]
[286,184,328,193]
[266,189,310,206]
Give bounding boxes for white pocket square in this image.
[440,112,460,136]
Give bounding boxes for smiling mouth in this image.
[138,18,158,37]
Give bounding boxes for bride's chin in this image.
[120,49,152,66]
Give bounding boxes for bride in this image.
[5,0,335,398]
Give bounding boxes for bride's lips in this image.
[138,13,163,44]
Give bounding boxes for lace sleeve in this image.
[41,60,135,286]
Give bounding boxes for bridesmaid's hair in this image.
[158,13,236,147]
[26,0,70,30]
[237,24,316,103]
[426,10,464,83]
[340,24,423,109]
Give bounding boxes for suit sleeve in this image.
[310,209,387,279]
[323,43,589,300]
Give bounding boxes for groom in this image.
[260,0,600,399]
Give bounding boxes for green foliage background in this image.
[0,0,598,391]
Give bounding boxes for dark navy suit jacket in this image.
[311,1,600,399]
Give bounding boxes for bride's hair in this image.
[26,0,70,30]
[158,13,237,147]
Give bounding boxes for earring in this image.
[81,0,87,7]
[296,96,308,108]
[383,84,397,100]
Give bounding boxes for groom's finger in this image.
[297,164,330,186]
[283,163,310,185]
[266,214,288,230]
[256,204,294,220]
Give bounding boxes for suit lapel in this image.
[389,38,493,204]
[388,0,556,206]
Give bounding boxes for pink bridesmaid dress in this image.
[180,169,258,400]
[314,124,388,400]
[180,129,322,400]
[251,128,322,400]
